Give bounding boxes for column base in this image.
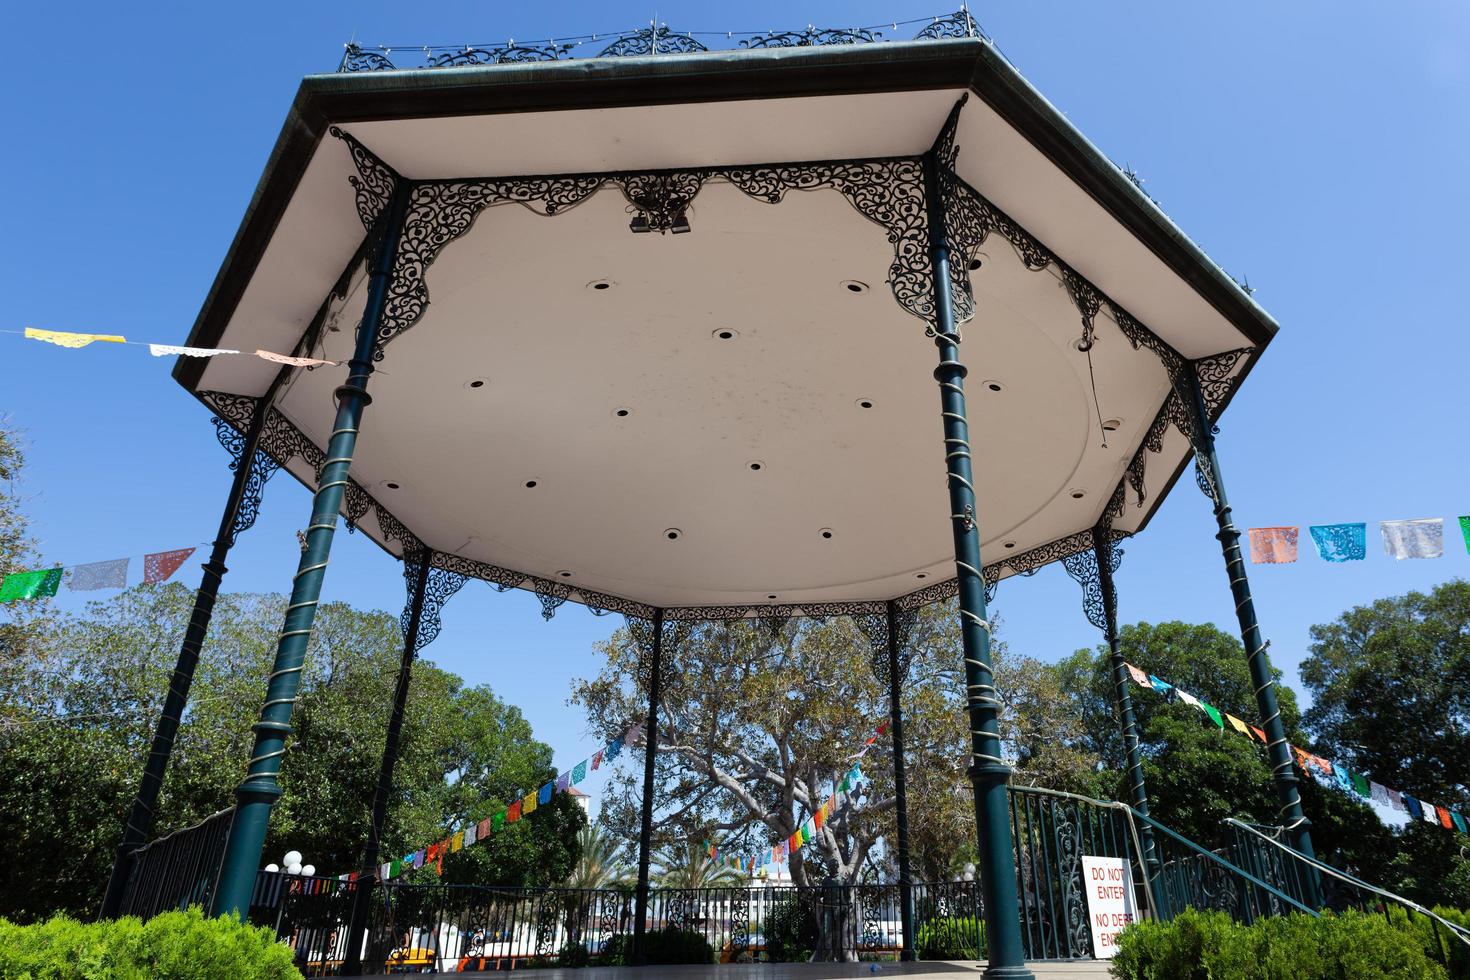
[982,966,1036,980]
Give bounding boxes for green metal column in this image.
[99,399,273,918]
[1091,529,1161,878]
[1185,370,1323,908]
[210,185,410,919]
[884,601,917,961]
[924,151,1033,979]
[341,552,432,973]
[632,608,664,966]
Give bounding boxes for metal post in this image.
[1185,371,1323,908]
[632,608,664,965]
[210,184,411,919]
[1091,530,1161,878]
[884,601,917,960]
[99,404,273,918]
[923,151,1033,978]
[341,552,432,974]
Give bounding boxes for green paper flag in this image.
[389,859,402,878]
[1201,702,1224,729]
[1350,772,1371,798]
[572,760,588,784]
[0,567,62,603]
[493,810,506,832]
[1459,516,1470,554]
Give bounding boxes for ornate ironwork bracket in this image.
[401,550,468,654]
[1060,535,1123,633]
[627,614,694,695]
[600,25,707,57]
[741,25,882,48]
[210,399,281,547]
[856,608,917,688]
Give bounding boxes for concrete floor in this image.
[350,962,1111,979]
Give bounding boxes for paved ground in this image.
[344,962,1111,979]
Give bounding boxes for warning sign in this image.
[1081,855,1138,959]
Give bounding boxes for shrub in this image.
[762,897,817,963]
[915,914,986,960]
[595,932,631,966]
[556,937,592,968]
[642,926,715,965]
[1110,907,1447,980]
[0,906,302,979]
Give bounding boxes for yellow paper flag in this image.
[25,327,126,349]
[1225,714,1251,736]
[523,792,538,815]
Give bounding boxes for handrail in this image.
[1225,817,1470,949]
[1009,785,1315,919]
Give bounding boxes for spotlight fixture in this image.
[629,214,650,234]
[670,211,691,234]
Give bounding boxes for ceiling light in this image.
[664,528,683,541]
[383,481,401,490]
[841,280,869,294]
[613,407,631,418]
[1102,418,1122,432]
[819,528,834,540]
[983,380,1004,393]
[1069,489,1086,500]
[670,212,691,234]
[524,480,538,488]
[712,328,738,340]
[557,570,573,578]
[747,461,765,472]
[587,279,613,290]
[856,398,874,410]
[464,378,488,390]
[1003,540,1017,549]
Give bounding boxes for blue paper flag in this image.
[538,782,554,805]
[1149,675,1172,696]
[1309,523,1367,563]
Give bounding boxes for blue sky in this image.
[3,1,1468,807]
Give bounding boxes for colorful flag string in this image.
[1,545,202,603]
[368,720,644,884]
[1123,662,1468,836]
[1247,517,1468,564]
[9,327,337,368]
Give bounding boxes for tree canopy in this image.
[0,584,579,921]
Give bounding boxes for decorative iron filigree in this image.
[915,9,982,39]
[330,127,398,231]
[401,551,468,654]
[1054,804,1094,957]
[371,499,422,557]
[338,43,397,72]
[857,609,917,688]
[729,887,750,956]
[740,25,882,48]
[1195,347,1253,418]
[342,482,372,533]
[627,615,694,695]
[428,42,573,67]
[1060,536,1122,633]
[599,26,707,57]
[659,599,889,623]
[618,172,705,233]
[209,397,281,547]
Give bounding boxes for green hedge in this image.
[915,914,986,960]
[0,906,301,979]
[1110,908,1448,980]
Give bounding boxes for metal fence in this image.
[114,806,235,920]
[249,877,986,974]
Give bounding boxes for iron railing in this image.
[114,806,235,920]
[249,877,986,974]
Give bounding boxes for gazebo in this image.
[102,14,1315,975]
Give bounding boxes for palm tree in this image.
[654,839,748,889]
[566,822,635,890]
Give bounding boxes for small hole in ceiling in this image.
[856,398,875,410]
[984,380,1004,393]
[1003,540,1017,549]
[748,461,764,472]
[664,528,683,541]
[524,480,538,489]
[968,257,983,271]
[819,528,834,540]
[614,407,631,418]
[464,378,488,390]
[557,569,573,578]
[713,328,738,341]
[1102,418,1122,432]
[841,280,869,294]
[588,279,613,290]
[1069,489,1087,500]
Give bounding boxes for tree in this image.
[565,822,634,890]
[570,602,1099,891]
[1301,581,1469,807]
[0,584,577,920]
[654,838,746,889]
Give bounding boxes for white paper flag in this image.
[65,558,130,592]
[1379,519,1444,560]
[148,344,240,358]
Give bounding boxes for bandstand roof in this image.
[174,32,1276,621]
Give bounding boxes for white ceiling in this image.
[185,72,1262,611]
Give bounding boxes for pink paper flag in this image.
[255,349,338,367]
[1248,527,1299,564]
[143,548,196,584]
